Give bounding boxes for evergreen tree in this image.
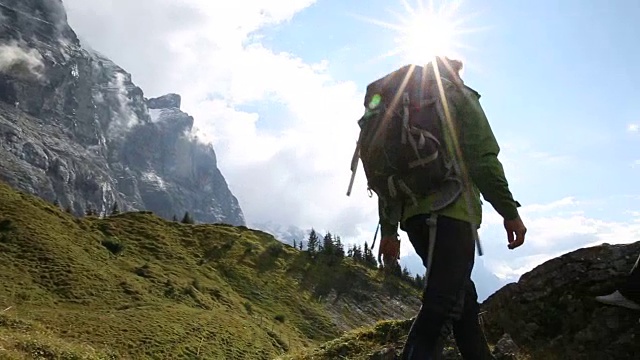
[298,241,304,251]
[181,211,194,224]
[53,198,60,208]
[293,239,297,249]
[363,242,377,267]
[111,202,120,215]
[363,242,369,264]
[172,214,178,222]
[402,265,411,279]
[307,228,319,256]
[322,232,334,256]
[334,235,345,258]
[353,245,363,261]
[65,205,73,214]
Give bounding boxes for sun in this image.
[397,9,456,64]
[354,0,484,66]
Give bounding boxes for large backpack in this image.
[346,64,463,224]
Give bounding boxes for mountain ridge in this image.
[0,0,244,226]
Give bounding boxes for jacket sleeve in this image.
[378,197,399,237]
[452,87,521,220]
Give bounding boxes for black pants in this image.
[620,252,640,303]
[400,214,494,360]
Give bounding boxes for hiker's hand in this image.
[380,235,401,260]
[504,216,526,250]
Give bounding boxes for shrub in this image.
[243,301,253,315]
[101,237,125,256]
[267,242,284,257]
[0,219,13,232]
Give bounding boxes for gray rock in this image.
[147,93,181,109]
[0,0,245,226]
[492,333,519,360]
[481,241,640,360]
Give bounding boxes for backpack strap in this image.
[423,213,438,290]
[346,140,360,196]
[401,91,410,144]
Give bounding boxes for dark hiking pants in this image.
[400,214,495,360]
[620,252,640,303]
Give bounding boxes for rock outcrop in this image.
[482,241,640,360]
[0,0,245,225]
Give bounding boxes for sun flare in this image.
[355,0,484,66]
[399,10,456,64]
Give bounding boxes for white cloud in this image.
[480,198,640,282]
[520,196,579,214]
[628,123,639,132]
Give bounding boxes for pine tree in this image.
[298,241,304,251]
[111,202,120,215]
[172,214,178,222]
[293,239,297,249]
[334,235,345,258]
[181,211,194,224]
[307,228,319,256]
[353,245,363,261]
[363,242,377,267]
[322,232,334,256]
[53,198,60,208]
[402,265,411,279]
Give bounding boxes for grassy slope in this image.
[278,319,527,360]
[0,181,419,359]
[278,319,414,360]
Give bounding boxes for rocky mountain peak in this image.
[0,0,245,226]
[147,93,181,110]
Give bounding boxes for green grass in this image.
[0,181,420,359]
[278,319,415,360]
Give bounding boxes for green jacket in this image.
[379,80,521,237]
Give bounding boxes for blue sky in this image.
[62,0,640,297]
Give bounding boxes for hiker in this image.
[347,56,526,360]
[595,251,640,310]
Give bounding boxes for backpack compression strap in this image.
[424,214,438,289]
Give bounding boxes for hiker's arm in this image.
[378,198,399,237]
[454,89,521,220]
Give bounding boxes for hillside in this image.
[0,180,421,359]
[283,241,640,360]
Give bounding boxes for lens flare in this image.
[353,0,487,66]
